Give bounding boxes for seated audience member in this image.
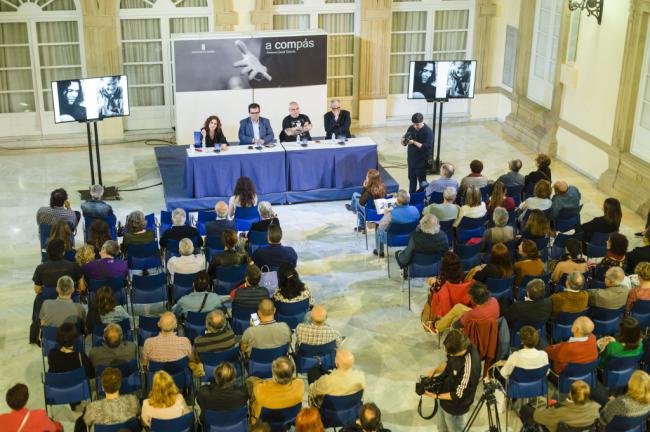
[47,220,75,255]
[120,210,155,255]
[281,101,312,142]
[166,237,206,281]
[514,239,544,286]
[87,219,112,255]
[75,244,96,268]
[594,232,628,275]
[240,299,291,356]
[228,175,258,218]
[208,229,249,277]
[248,356,304,420]
[200,115,228,149]
[504,278,552,328]
[551,239,589,283]
[172,271,222,320]
[531,380,600,432]
[626,229,650,273]
[346,169,386,232]
[340,402,392,432]
[550,271,588,318]
[434,282,499,333]
[422,186,459,221]
[425,163,459,195]
[598,316,644,367]
[423,251,472,329]
[309,350,365,407]
[472,243,514,284]
[81,184,114,219]
[0,383,63,431]
[141,370,191,427]
[160,208,202,249]
[48,322,94,379]
[296,407,325,432]
[250,201,280,233]
[295,305,344,349]
[89,323,137,369]
[142,312,192,367]
[197,362,248,422]
[497,326,548,380]
[39,275,86,328]
[453,186,487,228]
[487,181,515,213]
[627,261,650,311]
[231,264,269,307]
[37,187,79,229]
[374,189,420,258]
[578,197,622,244]
[252,224,298,268]
[522,209,550,239]
[587,266,628,310]
[517,179,552,221]
[85,285,130,331]
[459,159,489,197]
[324,98,352,138]
[545,316,597,374]
[81,368,139,430]
[496,159,525,189]
[82,240,127,282]
[524,153,552,191]
[190,310,236,376]
[598,370,650,429]
[482,207,514,248]
[272,263,314,306]
[33,239,83,296]
[205,201,235,240]
[395,214,449,270]
[550,180,581,222]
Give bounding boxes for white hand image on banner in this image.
[233,40,272,82]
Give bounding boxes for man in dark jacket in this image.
[340,402,391,432]
[504,278,552,327]
[424,329,481,431]
[402,112,433,193]
[197,362,247,423]
[395,214,448,270]
[204,201,235,241]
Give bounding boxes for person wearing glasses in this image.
[324,99,351,139]
[238,103,275,145]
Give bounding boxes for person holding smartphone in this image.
[240,299,291,357]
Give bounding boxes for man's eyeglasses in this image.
[331,107,341,110]
[249,111,260,114]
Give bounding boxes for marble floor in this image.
[0,120,645,431]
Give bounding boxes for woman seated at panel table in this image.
[200,115,228,151]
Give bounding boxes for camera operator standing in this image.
[423,330,481,431]
[402,113,433,193]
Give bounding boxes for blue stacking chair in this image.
[87,277,127,306]
[95,417,140,432]
[231,306,257,335]
[531,237,549,262]
[439,219,454,245]
[149,357,192,394]
[96,359,141,396]
[555,206,582,233]
[248,230,269,255]
[137,315,160,347]
[172,272,198,305]
[295,340,337,374]
[320,390,364,429]
[555,359,598,395]
[275,298,310,330]
[523,182,535,199]
[144,212,158,240]
[84,214,118,241]
[214,264,247,295]
[507,185,523,207]
[127,241,162,271]
[554,271,590,293]
[165,239,181,261]
[601,354,643,391]
[630,299,650,331]
[131,272,167,306]
[203,407,248,432]
[259,403,302,432]
[159,210,190,237]
[201,346,242,384]
[151,411,194,432]
[456,216,487,243]
[604,414,648,432]
[590,306,625,337]
[384,220,418,278]
[39,223,52,251]
[486,276,515,301]
[43,368,91,415]
[41,325,84,357]
[511,320,547,348]
[205,236,225,262]
[550,232,583,260]
[249,345,289,378]
[40,286,58,301]
[586,232,609,259]
[552,309,589,342]
[234,205,260,232]
[407,253,441,311]
[455,241,482,271]
[184,311,208,342]
[92,319,133,347]
[359,201,382,250]
[410,191,426,213]
[196,210,215,236]
[428,190,444,204]
[505,365,550,429]
[518,273,551,300]
[479,185,490,202]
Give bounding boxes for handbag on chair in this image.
[259,265,278,294]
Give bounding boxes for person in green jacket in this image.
[598,316,643,367]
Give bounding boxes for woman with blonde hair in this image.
[74,244,96,268]
[523,209,550,239]
[454,186,487,228]
[141,370,190,427]
[598,370,650,428]
[627,261,650,311]
[295,407,325,432]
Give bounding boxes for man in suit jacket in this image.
[545,316,598,373]
[324,98,351,138]
[504,278,552,327]
[249,201,279,234]
[252,224,297,268]
[238,102,274,145]
[587,266,628,310]
[550,271,588,318]
[204,201,235,240]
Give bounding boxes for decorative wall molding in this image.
[214,0,237,30]
[358,0,391,100]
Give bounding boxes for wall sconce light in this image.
[568,0,604,25]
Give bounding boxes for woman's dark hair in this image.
[470,159,483,174]
[55,322,79,349]
[94,286,117,316]
[619,316,641,351]
[469,282,491,305]
[193,270,213,293]
[222,229,238,250]
[535,154,551,169]
[88,219,111,251]
[6,384,29,410]
[46,220,73,251]
[608,232,628,256]
[487,181,506,213]
[564,238,585,261]
[603,198,622,228]
[278,263,305,299]
[490,243,514,277]
[525,210,550,238]
[233,176,256,208]
[50,188,68,207]
[202,115,222,135]
[520,239,541,260]
[46,238,66,261]
[438,251,464,285]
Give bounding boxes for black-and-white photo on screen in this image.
[407,60,476,100]
[52,75,130,124]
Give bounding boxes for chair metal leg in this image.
[387,246,391,278]
[408,274,411,311]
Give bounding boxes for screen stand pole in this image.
[430,101,439,174]
[86,122,95,185]
[434,101,444,173]
[78,120,119,201]
[93,121,103,185]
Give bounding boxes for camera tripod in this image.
[462,387,502,432]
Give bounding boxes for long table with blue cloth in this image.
[184,137,379,202]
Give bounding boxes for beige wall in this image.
[486,0,520,89]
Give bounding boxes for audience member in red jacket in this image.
[0,383,63,432]
[545,316,598,374]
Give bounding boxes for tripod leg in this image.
[462,397,484,432]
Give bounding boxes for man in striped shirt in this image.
[190,310,237,376]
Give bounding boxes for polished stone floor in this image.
[0,121,645,431]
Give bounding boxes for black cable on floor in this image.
[119,182,163,192]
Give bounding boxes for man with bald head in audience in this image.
[295,304,344,349]
[240,299,291,357]
[587,266,629,310]
[204,201,235,240]
[89,323,137,369]
[309,349,366,407]
[550,180,581,222]
[142,312,191,367]
[545,316,598,374]
[550,271,588,318]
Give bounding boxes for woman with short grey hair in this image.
[396,214,449,272]
[120,210,155,255]
[167,237,205,282]
[482,206,514,248]
[160,207,203,250]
